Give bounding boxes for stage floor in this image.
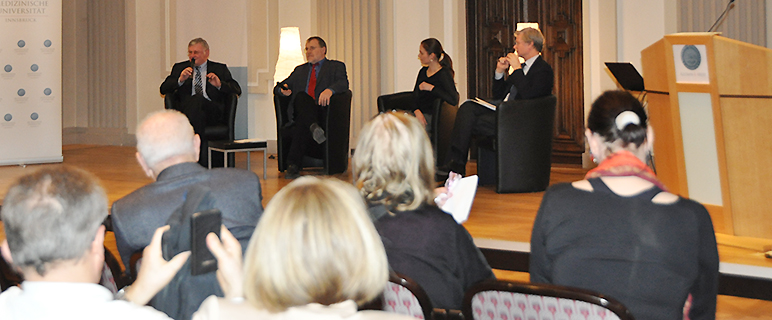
[1,145,771,319]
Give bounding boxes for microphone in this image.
[190,57,196,69]
[708,0,736,32]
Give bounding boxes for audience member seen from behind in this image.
[352,112,494,311]
[412,38,459,130]
[529,90,719,320]
[0,166,189,320]
[192,177,414,320]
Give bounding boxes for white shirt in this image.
[0,282,172,320]
[179,60,212,101]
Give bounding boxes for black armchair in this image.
[274,90,352,175]
[377,92,458,167]
[163,90,239,167]
[477,94,557,193]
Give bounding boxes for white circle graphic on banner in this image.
[30,113,39,120]
[44,40,52,47]
[44,88,52,95]
[4,65,11,72]
[17,89,26,96]
[30,64,39,72]
[17,40,26,48]
[4,114,12,121]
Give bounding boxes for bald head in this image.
[136,110,199,176]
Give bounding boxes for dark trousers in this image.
[177,94,225,167]
[177,94,225,136]
[286,92,326,167]
[447,101,496,165]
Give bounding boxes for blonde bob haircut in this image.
[352,112,435,212]
[243,177,389,312]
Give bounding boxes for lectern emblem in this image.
[681,45,701,70]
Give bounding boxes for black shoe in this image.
[310,123,326,144]
[438,160,466,177]
[285,164,300,180]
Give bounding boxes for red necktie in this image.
[308,63,318,99]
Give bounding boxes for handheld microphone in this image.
[708,0,736,32]
[190,58,196,69]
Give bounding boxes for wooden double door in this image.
[466,0,584,164]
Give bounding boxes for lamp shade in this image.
[516,22,540,31]
[274,27,306,84]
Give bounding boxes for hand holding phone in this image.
[190,209,221,275]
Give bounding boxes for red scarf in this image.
[585,150,668,191]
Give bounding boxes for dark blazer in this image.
[160,60,242,104]
[491,55,554,101]
[273,58,349,119]
[111,162,263,266]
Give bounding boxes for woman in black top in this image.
[529,91,719,320]
[413,38,458,129]
[352,112,493,311]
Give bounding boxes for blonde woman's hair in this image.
[243,177,389,312]
[352,112,436,211]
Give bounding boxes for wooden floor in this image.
[1,145,771,319]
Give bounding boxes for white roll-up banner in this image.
[0,0,63,165]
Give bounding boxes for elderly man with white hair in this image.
[111,109,263,272]
[0,166,189,320]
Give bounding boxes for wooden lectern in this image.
[641,33,772,238]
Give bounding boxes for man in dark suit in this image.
[160,38,241,166]
[111,110,263,269]
[440,27,554,176]
[274,36,349,179]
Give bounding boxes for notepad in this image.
[440,175,479,224]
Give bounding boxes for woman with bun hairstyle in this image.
[529,90,719,320]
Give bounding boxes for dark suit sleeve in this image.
[491,74,510,101]
[274,65,303,96]
[211,63,241,96]
[110,203,136,270]
[430,69,459,106]
[160,62,185,95]
[529,188,554,284]
[506,57,554,99]
[326,61,349,94]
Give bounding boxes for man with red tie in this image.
[274,36,349,179]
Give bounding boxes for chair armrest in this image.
[377,91,416,113]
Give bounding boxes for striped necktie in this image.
[194,66,203,95]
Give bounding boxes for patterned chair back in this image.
[382,273,434,319]
[99,247,128,294]
[462,280,634,320]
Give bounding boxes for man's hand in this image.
[206,73,221,89]
[206,226,244,300]
[178,67,193,82]
[418,82,435,91]
[414,109,427,126]
[495,57,510,74]
[125,226,190,306]
[280,88,292,96]
[506,52,522,70]
[318,89,334,106]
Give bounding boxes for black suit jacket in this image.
[160,59,242,104]
[273,58,349,120]
[491,55,554,101]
